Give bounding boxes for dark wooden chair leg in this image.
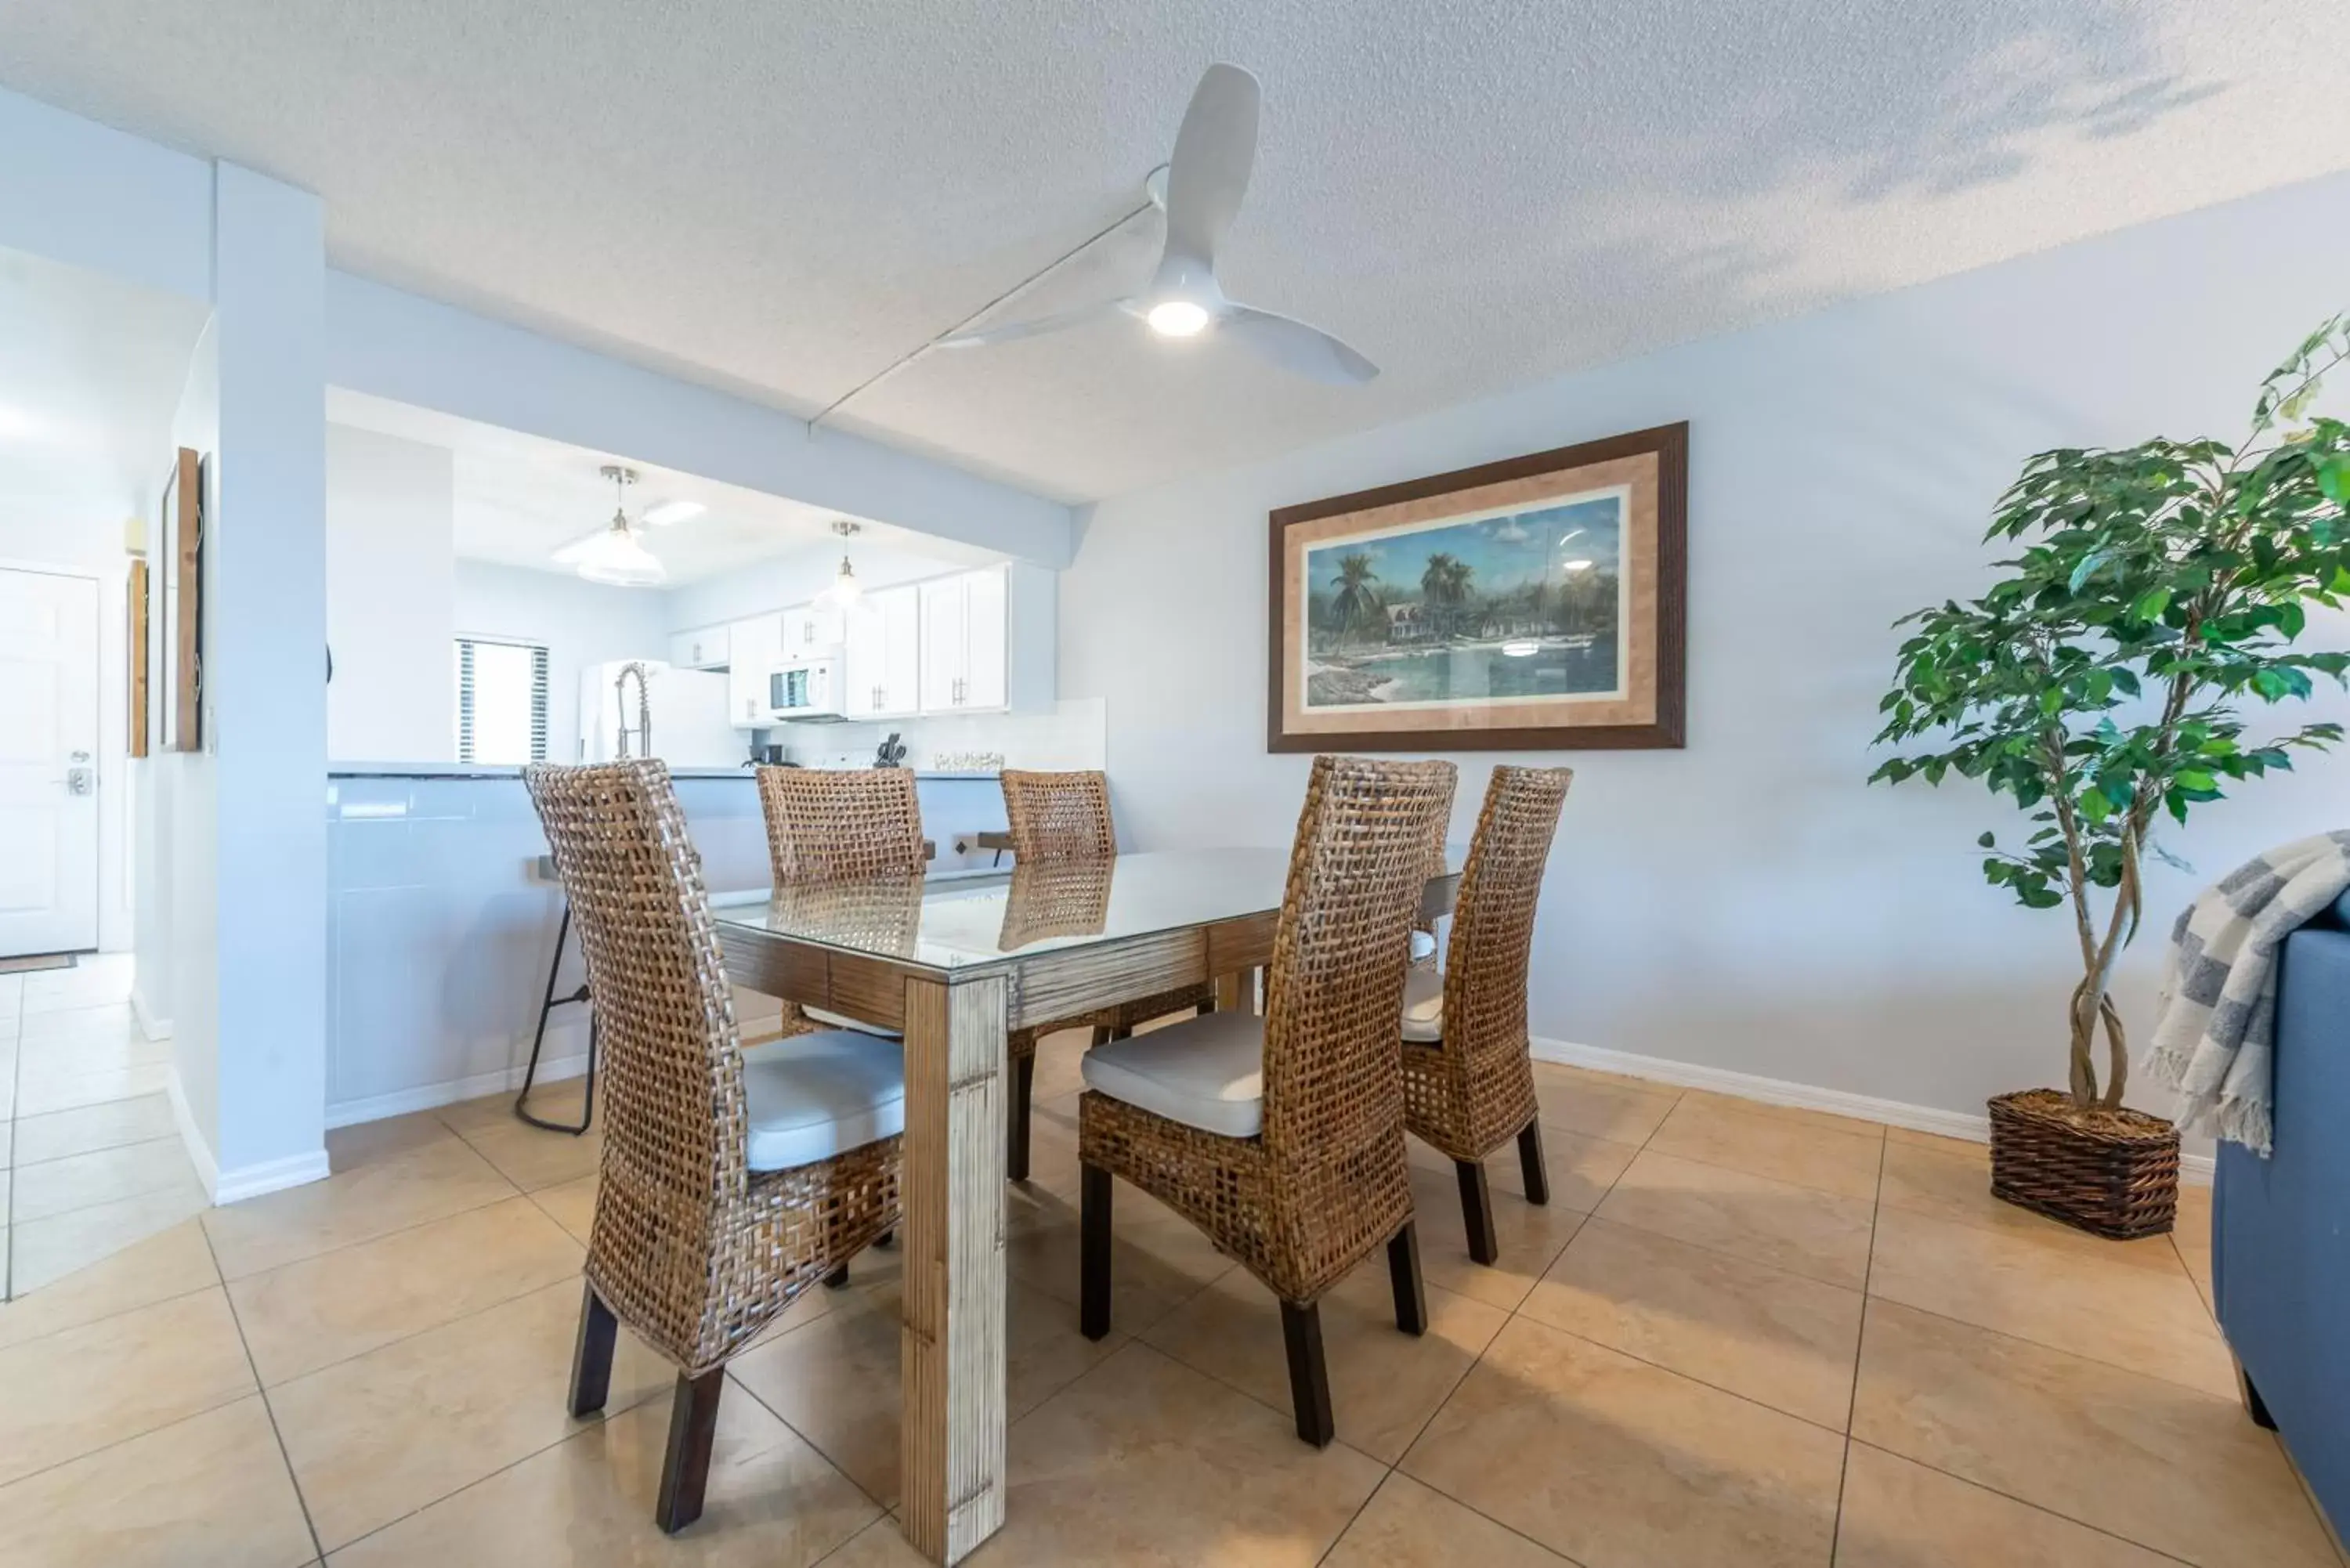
[1517,1121,1550,1207]
[1455,1158,1499,1266]
[876,1229,895,1248]
[824,1263,850,1288]
[1386,1222,1428,1336]
[568,1282,616,1417]
[2240,1364,2278,1430]
[1279,1300,1336,1447]
[655,1367,726,1534]
[1080,1162,1113,1340]
[1007,1051,1036,1181]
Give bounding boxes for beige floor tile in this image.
[1679,1088,1887,1141]
[0,1396,315,1568]
[1322,1472,1574,1567]
[324,1108,463,1170]
[1884,1125,1987,1156]
[530,1172,599,1244]
[14,999,142,1040]
[0,1219,219,1353]
[1852,1298,2337,1567]
[1016,1090,1084,1197]
[11,1136,202,1223]
[1007,1179,1234,1334]
[1025,1028,1093,1104]
[1532,1057,1679,1096]
[0,1288,256,1489]
[439,1082,582,1133]
[269,1277,673,1550]
[13,1061,172,1116]
[1598,1147,1876,1289]
[327,1373,877,1568]
[1867,1205,2237,1399]
[1405,1121,1640,1209]
[1532,1071,1679,1144]
[10,1092,175,1163]
[446,1115,606,1192]
[1401,1314,1845,1568]
[1876,1141,2186,1274]
[1520,1216,1863,1430]
[204,1132,516,1279]
[729,1272,1116,1508]
[9,1181,215,1295]
[230,1196,586,1385]
[1835,1441,2181,1567]
[1647,1095,1885,1200]
[1141,1254,1508,1462]
[14,1030,172,1078]
[0,1118,10,1165]
[982,1342,1386,1567]
[1408,1160,1590,1311]
[2174,1182,2214,1293]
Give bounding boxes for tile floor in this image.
[0,1037,2339,1568]
[1,956,208,1302]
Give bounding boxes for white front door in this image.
[0,566,100,956]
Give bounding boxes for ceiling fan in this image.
[550,466,706,587]
[937,63,1378,386]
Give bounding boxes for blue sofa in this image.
[2215,886,2350,1541]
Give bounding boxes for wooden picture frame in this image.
[158,446,203,753]
[1267,421,1687,752]
[126,558,150,757]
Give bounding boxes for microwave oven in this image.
[768,654,848,722]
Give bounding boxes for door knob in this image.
[66,767,93,795]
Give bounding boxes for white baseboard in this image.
[214,1148,334,1205]
[164,1064,219,1198]
[130,990,172,1041]
[325,1050,591,1129]
[1531,1038,2216,1186]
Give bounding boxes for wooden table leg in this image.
[1213,966,1260,1016]
[899,974,1010,1564]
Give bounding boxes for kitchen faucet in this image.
[614,662,652,760]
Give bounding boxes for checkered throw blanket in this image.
[2146,830,2350,1155]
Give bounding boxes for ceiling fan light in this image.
[1145,300,1210,338]
[819,555,862,609]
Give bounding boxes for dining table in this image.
[710,844,1462,1565]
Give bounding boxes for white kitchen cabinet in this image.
[780,603,844,653]
[842,585,920,719]
[726,614,783,727]
[918,565,1010,714]
[669,624,729,670]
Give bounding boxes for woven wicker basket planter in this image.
[1987,1089,2180,1240]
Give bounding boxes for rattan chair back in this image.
[756,766,925,883]
[1260,756,1456,1230]
[1411,765,1573,1158]
[524,761,753,1237]
[1000,769,1116,862]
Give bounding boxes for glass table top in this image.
[709,847,1461,973]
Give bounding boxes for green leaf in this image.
[2131,587,2172,623]
[1976,831,1996,848]
[2319,457,2350,504]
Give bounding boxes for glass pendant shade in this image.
[575,511,667,587]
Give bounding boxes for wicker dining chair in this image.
[997,769,1216,1181]
[754,766,926,1044]
[1400,764,1573,1266]
[1077,754,1456,1446]
[526,761,902,1534]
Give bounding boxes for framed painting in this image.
[126,558,150,758]
[1267,421,1686,752]
[157,446,204,753]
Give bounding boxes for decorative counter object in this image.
[1870,313,2350,1238]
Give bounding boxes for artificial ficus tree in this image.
[1871,315,2350,1115]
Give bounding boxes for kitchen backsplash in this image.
[768,696,1104,773]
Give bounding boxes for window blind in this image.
[454,637,549,764]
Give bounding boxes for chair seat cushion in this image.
[1401,966,1444,1042]
[739,1030,906,1172]
[1079,1010,1264,1139]
[803,1005,903,1040]
[1409,929,1438,963]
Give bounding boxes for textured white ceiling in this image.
[0,244,208,521]
[327,391,975,587]
[5,2,2347,502]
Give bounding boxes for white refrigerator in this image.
[577,660,745,765]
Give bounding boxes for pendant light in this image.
[818,520,863,609]
[573,466,667,588]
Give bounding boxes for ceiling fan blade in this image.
[937,298,1135,349]
[1221,305,1379,385]
[549,525,613,565]
[1163,63,1259,266]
